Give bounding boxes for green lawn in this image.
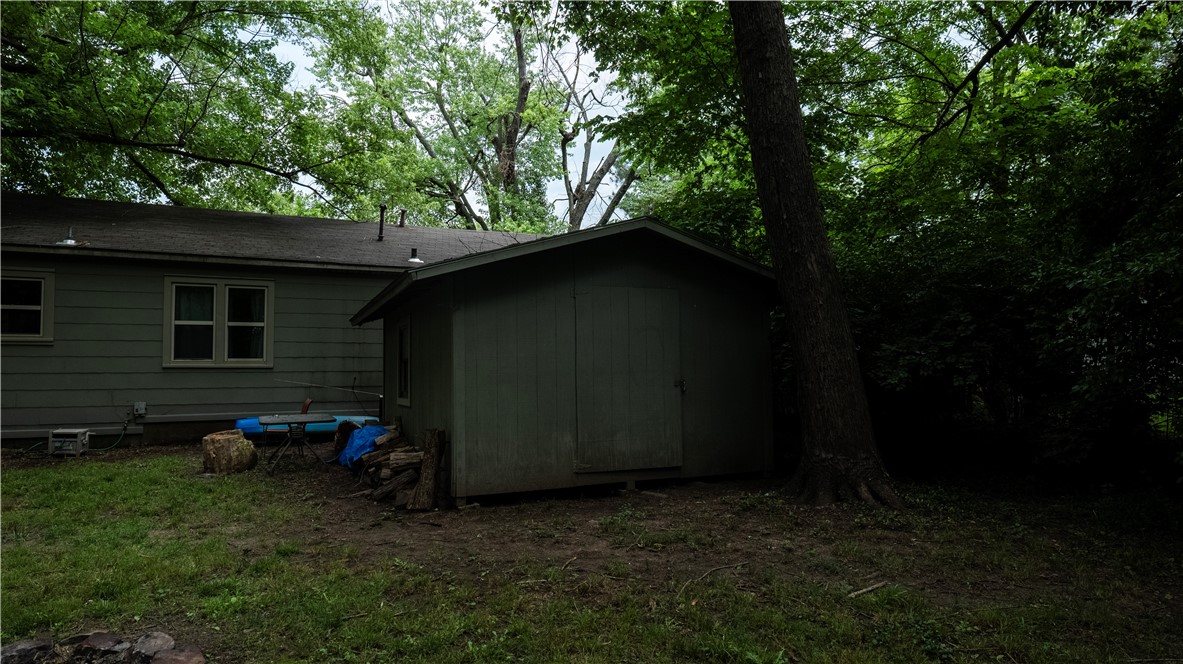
[2,449,1180,663]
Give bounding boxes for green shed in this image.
[352,219,778,499]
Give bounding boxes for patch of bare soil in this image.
[262,441,781,588]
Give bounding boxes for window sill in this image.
[162,361,273,369]
[2,337,54,345]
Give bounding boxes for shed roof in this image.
[0,193,542,274]
[351,217,776,325]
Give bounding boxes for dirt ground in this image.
[247,441,800,591]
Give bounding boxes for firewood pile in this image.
[343,425,444,510]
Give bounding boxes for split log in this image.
[408,429,443,510]
[374,430,402,448]
[374,469,418,502]
[358,449,388,467]
[201,430,257,474]
[387,451,424,471]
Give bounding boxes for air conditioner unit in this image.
[49,428,90,456]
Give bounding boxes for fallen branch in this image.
[676,562,747,601]
[561,556,578,571]
[847,581,888,599]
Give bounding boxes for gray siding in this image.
[384,283,454,445]
[436,233,773,498]
[1,255,388,438]
[572,236,772,479]
[452,260,578,496]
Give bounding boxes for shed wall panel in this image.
[454,257,577,496]
[445,232,772,497]
[384,283,453,446]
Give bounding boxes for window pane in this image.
[175,286,214,322]
[1,278,42,307]
[227,326,265,359]
[174,325,214,360]
[1,309,41,335]
[227,287,265,323]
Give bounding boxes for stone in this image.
[130,632,176,662]
[76,631,130,660]
[150,647,206,664]
[60,630,111,646]
[0,639,53,664]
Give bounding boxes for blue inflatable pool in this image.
[234,415,379,438]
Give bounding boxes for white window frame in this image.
[163,277,273,368]
[396,317,411,406]
[1,269,55,344]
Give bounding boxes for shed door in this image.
[575,287,682,472]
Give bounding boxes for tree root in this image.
[787,458,905,509]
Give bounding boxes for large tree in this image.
[728,1,900,507]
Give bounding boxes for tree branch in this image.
[912,1,1040,152]
[595,167,637,228]
[128,152,185,205]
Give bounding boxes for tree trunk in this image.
[408,429,443,510]
[201,429,258,475]
[728,1,901,508]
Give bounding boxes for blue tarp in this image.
[338,425,389,468]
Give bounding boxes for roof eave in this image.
[351,272,417,325]
[2,244,409,275]
[349,218,776,324]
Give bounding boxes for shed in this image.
[352,218,778,499]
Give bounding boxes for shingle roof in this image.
[352,216,777,325]
[0,193,542,273]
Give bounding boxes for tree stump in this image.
[333,420,361,457]
[201,429,257,474]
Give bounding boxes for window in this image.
[164,277,272,367]
[1,270,54,343]
[396,318,411,406]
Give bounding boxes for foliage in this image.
[830,4,1183,476]
[564,1,1183,479]
[307,0,564,231]
[0,0,405,217]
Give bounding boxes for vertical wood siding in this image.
[439,233,773,497]
[453,259,578,496]
[384,283,454,446]
[575,286,682,472]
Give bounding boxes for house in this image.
[351,218,778,500]
[0,193,538,444]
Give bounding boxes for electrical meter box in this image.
[49,428,90,456]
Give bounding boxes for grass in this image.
[2,451,1181,663]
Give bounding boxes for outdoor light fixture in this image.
[56,227,79,246]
